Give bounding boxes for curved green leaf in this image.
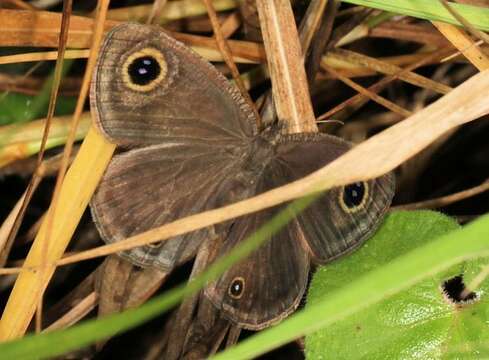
[211,211,489,360]
[342,0,489,31]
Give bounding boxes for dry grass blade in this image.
[434,22,489,70]
[323,65,412,117]
[298,0,328,54]
[321,51,445,79]
[256,0,316,133]
[0,9,118,48]
[369,21,451,47]
[42,292,98,332]
[439,0,489,45]
[0,267,22,275]
[0,50,89,65]
[0,0,114,340]
[330,49,452,94]
[146,0,168,24]
[218,12,241,39]
[169,32,266,63]
[55,69,489,267]
[394,178,489,210]
[317,47,454,120]
[103,0,237,23]
[304,0,338,86]
[33,0,74,334]
[36,0,72,172]
[203,0,260,124]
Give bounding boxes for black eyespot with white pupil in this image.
[128,56,160,85]
[339,181,370,214]
[343,182,365,208]
[122,48,167,92]
[228,277,245,299]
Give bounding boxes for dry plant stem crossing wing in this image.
[1,72,489,278]
[1,0,489,351]
[51,68,489,267]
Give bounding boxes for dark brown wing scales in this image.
[275,133,395,264]
[91,142,243,270]
[204,161,309,330]
[204,132,393,329]
[90,23,257,147]
[91,23,261,270]
[91,23,394,329]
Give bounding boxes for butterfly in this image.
[90,23,395,330]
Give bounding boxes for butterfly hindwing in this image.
[204,132,394,328]
[91,23,257,147]
[204,160,310,330]
[276,133,395,264]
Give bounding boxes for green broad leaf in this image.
[212,211,489,360]
[342,0,489,32]
[0,93,76,126]
[0,59,75,125]
[306,210,489,359]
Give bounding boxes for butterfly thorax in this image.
[247,135,275,176]
[238,125,287,182]
[221,135,275,203]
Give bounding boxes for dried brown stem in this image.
[202,0,260,125]
[46,69,489,268]
[42,292,98,332]
[256,0,317,133]
[394,178,489,211]
[147,0,167,24]
[0,0,72,270]
[318,47,454,120]
[324,65,412,118]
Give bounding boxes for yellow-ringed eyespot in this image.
[228,277,245,299]
[122,48,167,92]
[147,241,163,249]
[339,181,369,213]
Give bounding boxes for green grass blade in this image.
[0,195,317,359]
[342,0,489,31]
[211,212,489,360]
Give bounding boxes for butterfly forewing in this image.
[91,142,245,270]
[90,23,260,270]
[91,23,257,147]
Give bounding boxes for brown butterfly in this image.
[90,23,395,330]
